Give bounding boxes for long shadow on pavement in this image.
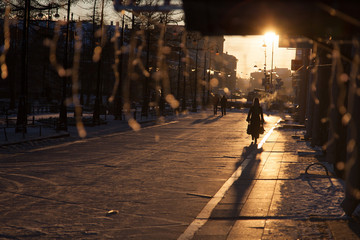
[209,143,263,220]
[193,143,263,239]
[191,115,222,125]
[204,116,223,124]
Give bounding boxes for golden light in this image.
[264,31,276,45]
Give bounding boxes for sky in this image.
[67,2,296,79]
[224,35,296,78]
[69,1,121,22]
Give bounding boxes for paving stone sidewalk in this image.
[193,126,360,240]
[0,113,164,147]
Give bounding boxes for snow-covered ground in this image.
[0,111,159,146]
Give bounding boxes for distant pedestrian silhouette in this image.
[212,93,220,115]
[246,97,264,144]
[220,95,227,116]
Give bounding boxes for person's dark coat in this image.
[246,98,264,139]
[220,96,227,108]
[213,94,219,106]
[220,95,227,116]
[212,94,220,115]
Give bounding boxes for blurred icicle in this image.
[44,21,85,137]
[44,21,72,77]
[109,21,121,103]
[134,31,150,78]
[0,5,10,80]
[332,43,349,118]
[123,31,142,131]
[346,39,359,160]
[92,26,108,63]
[324,42,343,151]
[72,22,86,138]
[156,23,179,111]
[344,38,360,203]
[311,42,320,105]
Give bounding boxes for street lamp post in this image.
[207,51,212,105]
[93,0,105,125]
[264,31,276,92]
[206,48,219,105]
[186,36,217,111]
[186,33,203,112]
[262,42,267,87]
[192,42,199,112]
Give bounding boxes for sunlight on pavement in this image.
[258,118,281,149]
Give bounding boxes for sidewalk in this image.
[0,112,169,147]
[192,123,360,239]
[0,109,241,147]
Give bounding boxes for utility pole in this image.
[202,52,206,108]
[16,0,31,133]
[93,0,105,125]
[207,50,212,105]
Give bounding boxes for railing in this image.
[0,110,58,141]
[0,103,178,142]
[29,105,58,114]
[1,122,54,141]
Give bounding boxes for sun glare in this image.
[264,31,276,44]
[224,35,296,78]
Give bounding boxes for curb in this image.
[0,119,164,148]
[0,132,70,147]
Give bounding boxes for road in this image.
[0,111,280,239]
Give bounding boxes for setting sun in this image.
[264,31,276,45]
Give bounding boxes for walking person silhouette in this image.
[212,93,220,115]
[246,97,264,144]
[220,95,227,116]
